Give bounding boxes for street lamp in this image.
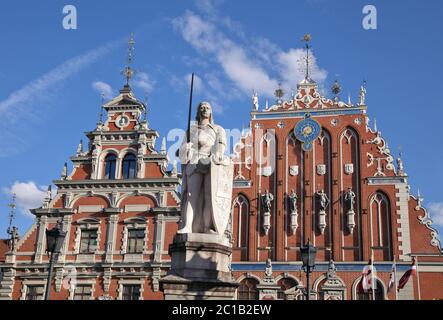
[300,239,317,301]
[44,223,66,300]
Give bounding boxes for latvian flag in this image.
[387,261,396,293]
[397,258,417,291]
[361,259,376,292]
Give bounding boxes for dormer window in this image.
[104,154,117,179]
[122,154,137,179]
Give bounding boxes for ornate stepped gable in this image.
[230,76,442,266]
[0,81,182,300]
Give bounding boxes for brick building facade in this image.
[0,50,442,300]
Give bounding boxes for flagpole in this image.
[394,256,398,300]
[371,252,375,300]
[415,256,421,300]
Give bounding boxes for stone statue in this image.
[288,190,298,213]
[8,226,19,251]
[177,102,233,235]
[317,189,329,212]
[265,258,273,277]
[76,140,83,155]
[252,91,259,111]
[261,190,273,213]
[359,85,366,105]
[344,188,356,212]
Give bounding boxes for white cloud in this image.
[133,72,154,93]
[428,202,443,227]
[3,181,48,217]
[0,40,119,119]
[172,11,327,100]
[0,40,121,157]
[92,81,114,99]
[172,12,278,97]
[185,73,204,93]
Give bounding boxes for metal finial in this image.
[7,193,17,236]
[122,33,136,85]
[331,79,341,96]
[301,34,312,80]
[143,95,148,121]
[274,82,284,104]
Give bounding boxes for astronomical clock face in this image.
[294,113,321,151]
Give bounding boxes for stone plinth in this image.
[160,233,239,300]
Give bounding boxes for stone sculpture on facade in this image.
[261,190,274,235]
[252,90,259,111]
[288,190,298,234]
[344,187,356,234]
[316,189,329,234]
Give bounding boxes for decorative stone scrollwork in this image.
[316,164,326,176]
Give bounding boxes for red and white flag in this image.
[361,258,377,292]
[397,258,417,291]
[387,260,396,293]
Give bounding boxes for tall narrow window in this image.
[127,229,145,253]
[80,229,98,253]
[26,285,44,300]
[122,285,141,300]
[122,154,137,179]
[104,154,117,179]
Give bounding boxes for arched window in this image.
[277,277,298,300]
[356,278,385,300]
[238,278,259,300]
[232,195,249,260]
[122,154,137,179]
[104,154,117,180]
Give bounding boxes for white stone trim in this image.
[78,205,104,213]
[20,279,46,300]
[68,279,97,300]
[124,204,149,212]
[117,279,145,300]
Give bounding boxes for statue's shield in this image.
[211,159,234,234]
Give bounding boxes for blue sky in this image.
[0,0,442,241]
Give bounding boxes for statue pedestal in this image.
[160,233,239,300]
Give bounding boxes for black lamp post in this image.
[44,223,66,300]
[300,239,317,301]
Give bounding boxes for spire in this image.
[161,137,167,154]
[6,193,16,236]
[121,33,136,89]
[397,147,406,176]
[373,117,378,132]
[61,162,68,180]
[42,185,52,208]
[98,93,105,125]
[301,34,312,81]
[171,160,178,177]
